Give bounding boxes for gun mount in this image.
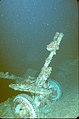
[0,32,64,118]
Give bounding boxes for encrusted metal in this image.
[0,32,64,118]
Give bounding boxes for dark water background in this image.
[0,0,78,103]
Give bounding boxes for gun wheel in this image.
[13,94,39,118]
[48,80,62,101]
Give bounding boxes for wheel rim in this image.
[48,80,61,101]
[13,95,37,118]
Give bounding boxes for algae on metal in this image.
[0,32,65,118]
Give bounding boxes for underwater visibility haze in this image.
[0,0,78,118]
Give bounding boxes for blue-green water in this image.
[0,0,78,118]
[0,0,78,74]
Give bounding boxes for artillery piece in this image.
[0,32,64,118]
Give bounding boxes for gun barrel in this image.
[35,32,64,87]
